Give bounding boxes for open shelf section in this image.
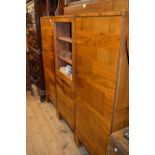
[57,36,72,43]
[54,20,74,83]
[53,17,75,131]
[58,55,72,65]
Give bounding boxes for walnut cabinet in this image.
[40,12,129,155]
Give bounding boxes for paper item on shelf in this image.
[60,66,66,74]
[59,65,72,79]
[66,65,72,74]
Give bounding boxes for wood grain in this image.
[112,0,129,12]
[75,14,128,155]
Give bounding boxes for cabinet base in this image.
[56,111,63,120]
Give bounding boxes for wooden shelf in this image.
[58,55,72,65]
[57,36,72,43]
[58,70,72,80]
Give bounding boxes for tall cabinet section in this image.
[53,17,76,130]
[74,12,129,155]
[40,17,57,105]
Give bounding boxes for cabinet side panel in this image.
[40,18,56,104]
[112,14,129,132]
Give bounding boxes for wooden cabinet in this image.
[64,0,128,15]
[26,0,46,101]
[53,17,76,130]
[74,12,129,155]
[107,127,129,155]
[40,12,128,155]
[40,17,56,105]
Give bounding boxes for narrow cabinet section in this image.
[75,12,128,155]
[40,17,56,105]
[53,17,76,130]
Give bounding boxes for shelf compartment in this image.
[57,55,72,65]
[55,22,72,38]
[57,36,72,43]
[54,20,74,83]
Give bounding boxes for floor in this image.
[26,90,89,155]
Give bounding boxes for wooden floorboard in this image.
[27,94,49,155]
[26,91,89,155]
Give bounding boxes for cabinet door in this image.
[75,15,123,155]
[56,81,75,129]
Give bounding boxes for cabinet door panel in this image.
[56,83,75,129]
[75,16,122,155]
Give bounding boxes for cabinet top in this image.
[40,11,128,19]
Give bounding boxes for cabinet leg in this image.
[46,95,50,103]
[74,133,81,147]
[40,95,45,102]
[39,89,45,102]
[56,111,62,120]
